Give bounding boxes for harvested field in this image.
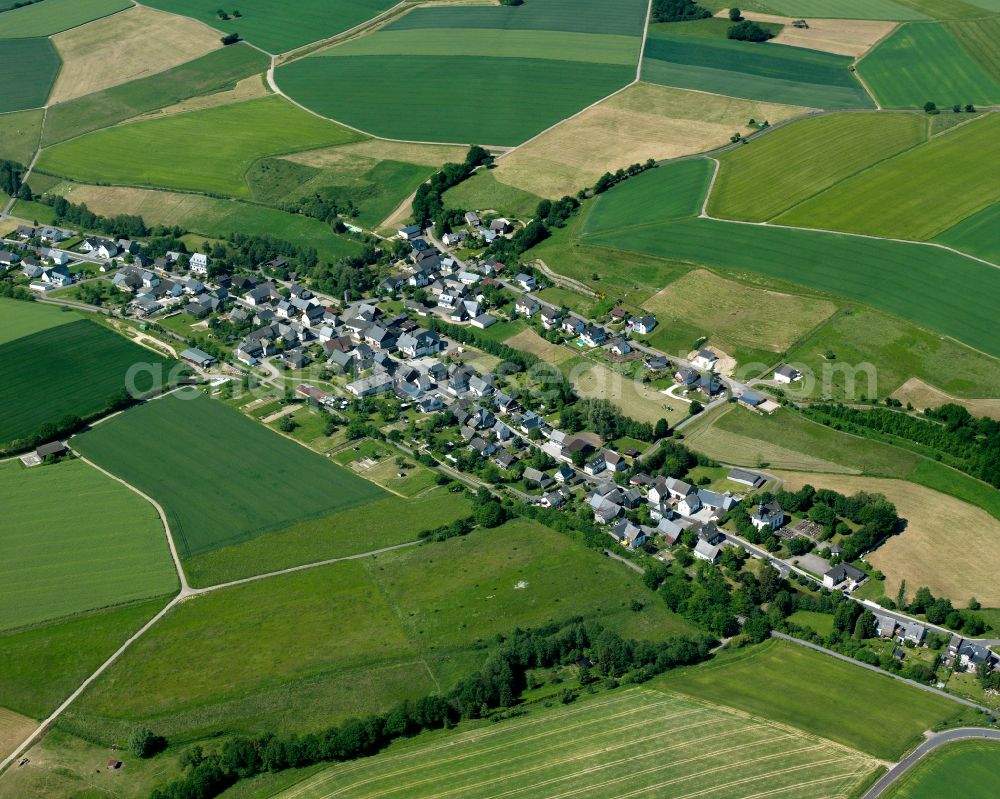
[0,707,35,762]
[284,139,468,169]
[504,327,573,364]
[891,377,1000,419]
[49,6,221,104]
[776,471,1000,606]
[729,12,897,57]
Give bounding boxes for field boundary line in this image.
[636,0,653,83]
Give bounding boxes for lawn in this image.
[442,170,543,221]
[935,200,1000,264]
[142,0,397,53]
[858,23,1000,109]
[37,96,363,197]
[883,741,1000,798]
[72,391,386,559]
[272,688,878,799]
[0,108,43,164]
[777,113,1000,240]
[0,460,177,630]
[0,318,179,449]
[0,297,76,345]
[0,598,168,720]
[787,610,835,636]
[0,0,131,38]
[642,27,871,109]
[582,217,1000,359]
[0,38,60,113]
[662,639,964,760]
[760,0,929,19]
[709,112,928,222]
[42,44,269,146]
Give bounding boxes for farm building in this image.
[180,348,216,369]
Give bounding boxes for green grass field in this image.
[73,391,386,559]
[858,23,1000,109]
[663,639,965,760]
[642,27,871,109]
[0,0,131,38]
[883,741,1000,798]
[0,460,177,630]
[0,38,60,113]
[441,170,543,221]
[0,598,167,719]
[41,44,269,146]
[273,688,878,799]
[583,159,713,235]
[787,610,835,636]
[0,108,43,163]
[37,96,363,197]
[0,318,178,449]
[935,200,1000,263]
[777,114,1000,240]
[945,17,1000,80]
[709,113,928,222]
[0,297,75,345]
[142,0,396,53]
[760,0,929,19]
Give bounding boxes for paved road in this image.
[863,727,1000,799]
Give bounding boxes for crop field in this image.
[491,83,804,199]
[776,471,1000,607]
[581,216,1000,359]
[583,159,714,236]
[73,391,386,559]
[663,639,964,760]
[47,182,364,262]
[0,598,167,720]
[945,17,1000,80]
[38,96,362,197]
[0,108,43,164]
[0,297,75,345]
[708,112,928,222]
[778,114,1000,240]
[275,688,877,799]
[935,200,1000,263]
[759,0,929,19]
[0,318,178,449]
[41,43,269,145]
[0,38,60,114]
[858,23,1000,108]
[276,0,647,145]
[641,269,837,362]
[142,0,396,53]
[642,27,872,109]
[0,0,131,38]
[49,5,221,104]
[883,740,1000,799]
[0,459,177,631]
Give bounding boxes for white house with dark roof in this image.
[774,364,801,384]
[692,349,718,371]
[751,500,785,532]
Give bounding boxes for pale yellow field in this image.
[891,377,1000,420]
[137,75,269,121]
[284,139,468,169]
[0,707,35,763]
[776,471,1000,606]
[573,362,688,424]
[47,182,229,225]
[49,6,222,104]
[492,83,806,198]
[643,269,837,354]
[504,327,573,365]
[717,11,896,57]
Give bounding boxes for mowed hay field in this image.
[858,23,1000,108]
[142,0,397,53]
[736,12,897,57]
[641,26,872,109]
[776,471,1000,606]
[708,112,928,222]
[573,362,690,424]
[0,109,43,164]
[0,317,178,449]
[777,113,1000,240]
[663,639,964,760]
[0,0,131,38]
[73,391,386,559]
[274,689,878,799]
[883,741,1000,799]
[641,269,837,361]
[37,96,363,197]
[276,0,648,145]
[0,707,35,762]
[0,459,177,630]
[49,5,221,104]
[492,83,806,199]
[0,38,60,113]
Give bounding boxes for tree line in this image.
[0,160,28,199]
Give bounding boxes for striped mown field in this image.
[273,689,878,799]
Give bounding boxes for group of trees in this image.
[651,0,710,23]
[904,586,987,635]
[559,398,659,443]
[46,196,150,239]
[592,160,657,195]
[0,159,28,199]
[727,20,774,41]
[411,145,493,227]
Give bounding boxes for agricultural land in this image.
[882,740,1000,799]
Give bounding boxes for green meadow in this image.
[936,200,1000,263]
[0,38,60,113]
[884,741,1000,798]
[0,108,44,164]
[641,28,870,109]
[73,391,386,559]
[759,0,929,19]
[0,460,177,630]
[441,169,543,221]
[37,96,363,196]
[945,17,1000,80]
[0,0,131,38]
[0,297,75,346]
[858,23,1000,108]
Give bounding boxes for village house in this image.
[692,349,718,371]
[609,519,646,549]
[774,364,801,384]
[515,295,540,317]
[822,563,867,591]
[514,272,536,291]
[628,315,657,335]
